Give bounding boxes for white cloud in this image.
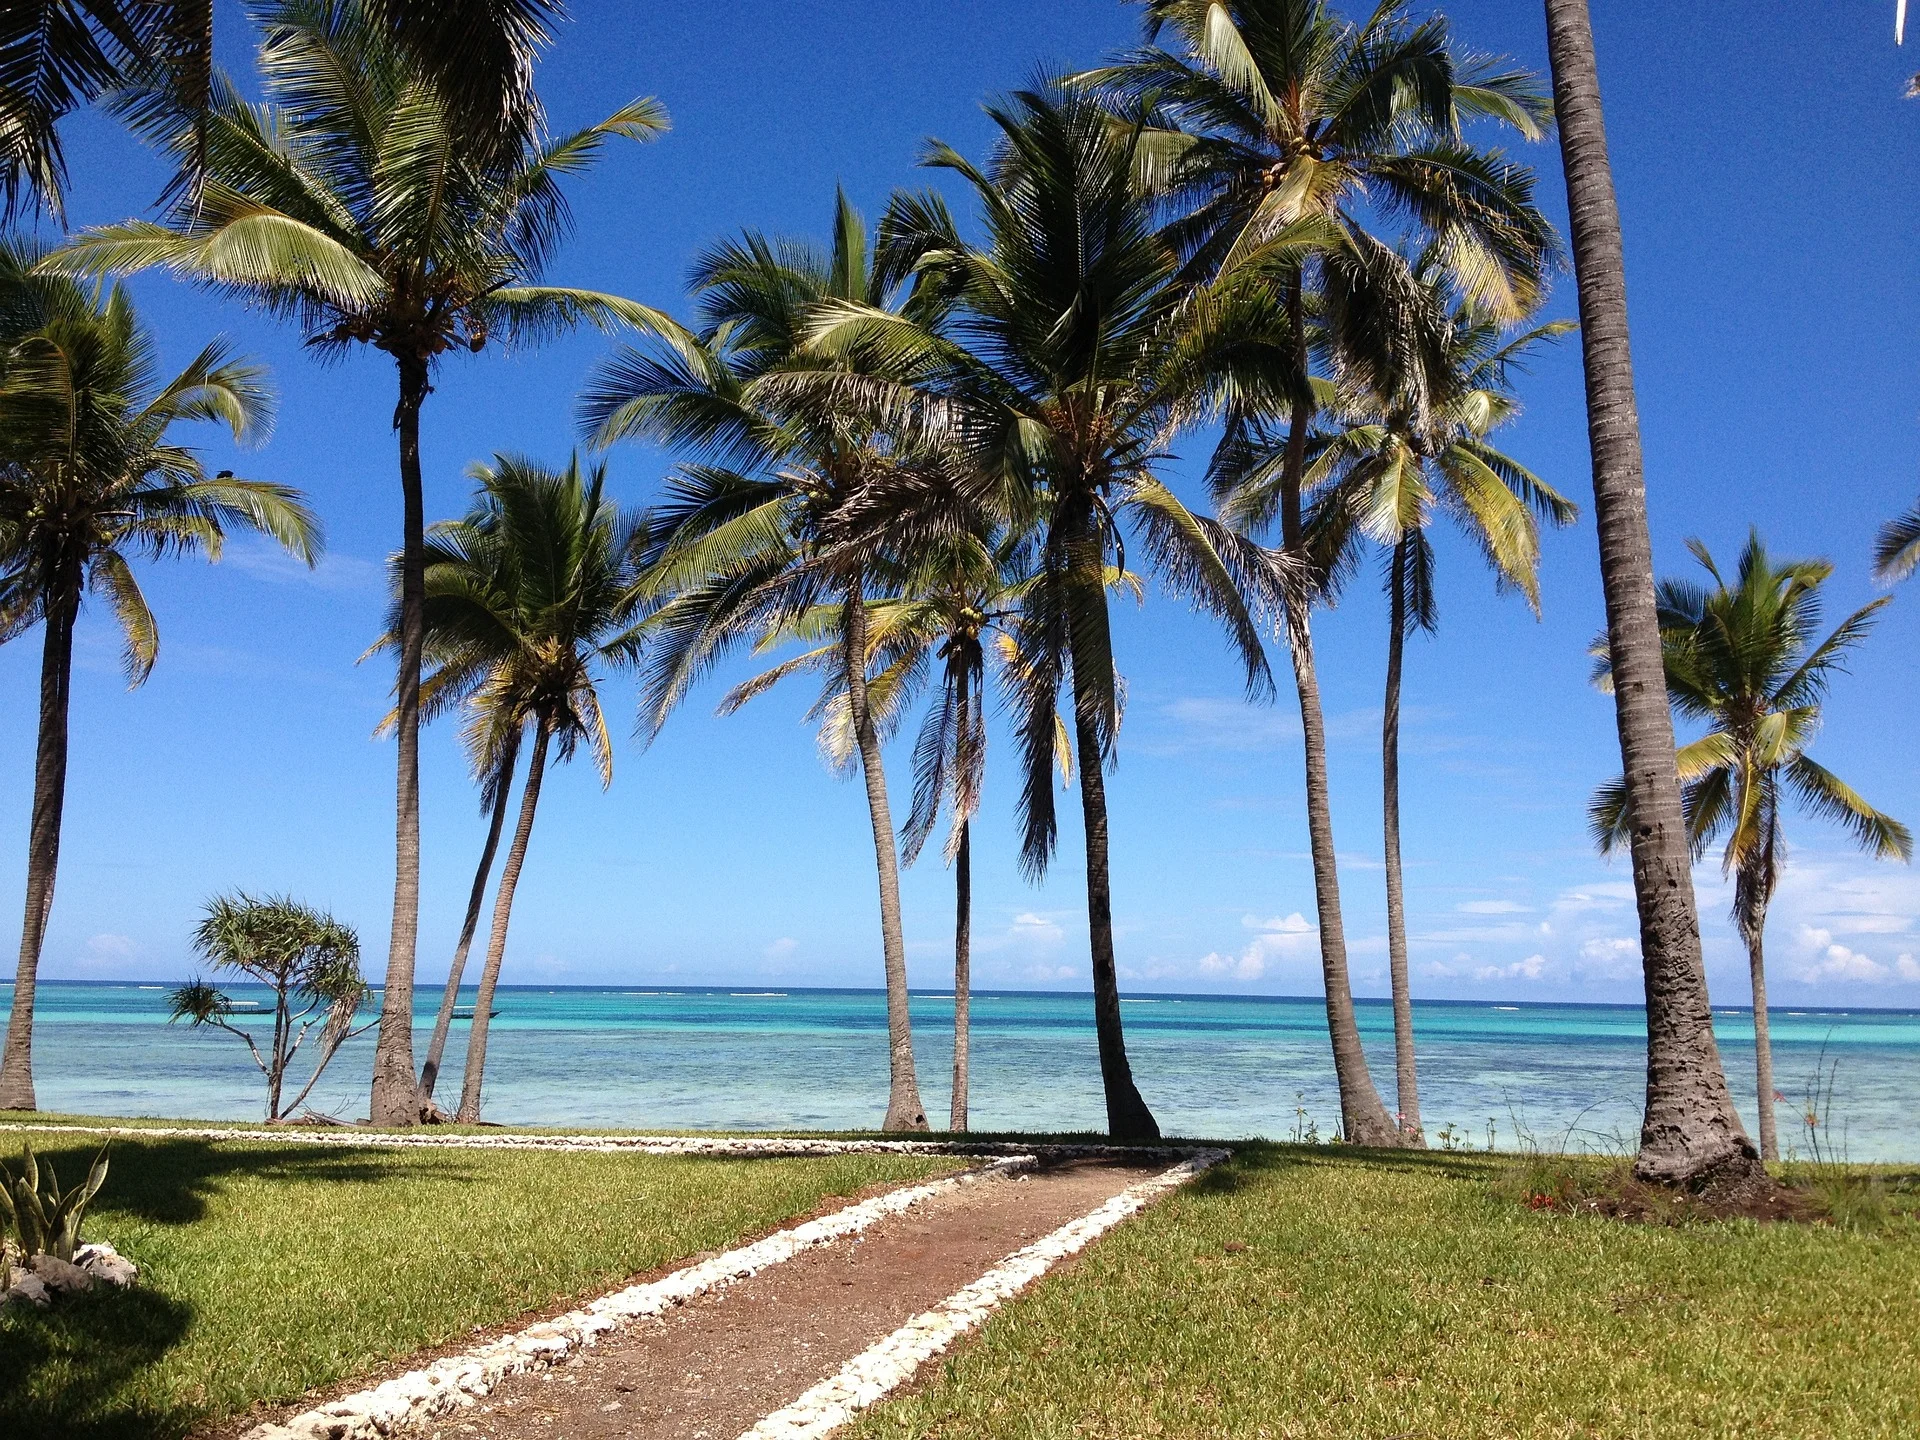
[1788,924,1911,985]
[1457,900,1532,915]
[1576,935,1640,981]
[1198,912,1318,983]
[224,540,383,593]
[1011,912,1065,944]
[763,937,797,959]
[1473,953,1549,983]
[87,933,136,958]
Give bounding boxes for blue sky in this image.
[5,1,1919,1008]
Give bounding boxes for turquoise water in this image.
[5,981,1918,1158]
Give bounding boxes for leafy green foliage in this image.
[168,895,366,1121]
[1,1140,110,1263]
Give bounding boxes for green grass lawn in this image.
[1,1130,958,1440]
[853,1144,1920,1440]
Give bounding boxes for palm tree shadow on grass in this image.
[0,1284,194,1440]
[17,1137,481,1226]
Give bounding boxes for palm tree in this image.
[1240,264,1575,1140]
[0,240,317,1111]
[416,730,519,1106]
[818,85,1278,1140]
[1591,535,1909,1161]
[725,532,1071,1134]
[580,191,945,1132]
[1542,0,1761,1188]
[1871,503,1920,584]
[1077,0,1557,1145]
[45,0,667,1124]
[407,453,643,1123]
[1,0,564,221]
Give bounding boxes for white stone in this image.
[76,1242,139,1287]
[3,1271,52,1308]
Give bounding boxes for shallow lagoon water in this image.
[6,981,1917,1159]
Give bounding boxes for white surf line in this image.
[0,1121,1186,1162]
[739,1148,1231,1440]
[242,1156,1032,1440]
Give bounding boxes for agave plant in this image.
[0,1141,109,1264]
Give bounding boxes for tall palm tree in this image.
[581,191,945,1131]
[1,0,564,221]
[1239,264,1575,1140]
[45,0,666,1123]
[0,240,317,1111]
[1542,0,1761,1188]
[1078,0,1557,1145]
[1592,535,1909,1161]
[822,85,1279,1140]
[407,453,643,1123]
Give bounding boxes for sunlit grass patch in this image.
[1,1132,957,1439]
[854,1143,1920,1439]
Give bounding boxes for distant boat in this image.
[451,1007,502,1020]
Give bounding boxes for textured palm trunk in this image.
[1066,578,1158,1141]
[1544,0,1759,1187]
[457,721,550,1124]
[1737,842,1779,1162]
[843,583,928,1132]
[1382,536,1423,1143]
[0,583,78,1113]
[370,355,431,1126]
[420,737,521,1103]
[951,817,972,1133]
[267,989,290,1121]
[1279,277,1401,1147]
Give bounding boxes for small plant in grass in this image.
[169,894,370,1122]
[1785,1047,1897,1231]
[0,1140,109,1266]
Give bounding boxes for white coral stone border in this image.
[241,1156,1031,1440]
[738,1147,1229,1440]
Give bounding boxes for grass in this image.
[1,1130,959,1439]
[851,1143,1920,1440]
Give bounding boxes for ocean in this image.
[6,981,1917,1159]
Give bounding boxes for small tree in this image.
[169,895,368,1122]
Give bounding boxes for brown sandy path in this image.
[427,1156,1159,1440]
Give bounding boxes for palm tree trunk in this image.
[267,987,290,1121]
[1737,839,1778,1162]
[0,583,79,1112]
[1066,595,1159,1142]
[1279,273,1400,1147]
[951,817,972,1133]
[1543,0,1760,1188]
[1382,536,1423,1144]
[457,721,550,1125]
[370,354,431,1126]
[843,582,928,1132]
[420,735,521,1103]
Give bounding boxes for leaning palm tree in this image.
[407,453,644,1123]
[1871,502,1920,584]
[581,190,946,1132]
[821,84,1279,1140]
[45,0,667,1123]
[1592,534,1909,1161]
[1,0,563,221]
[1542,0,1762,1189]
[0,241,318,1111]
[1249,263,1575,1140]
[1077,0,1557,1144]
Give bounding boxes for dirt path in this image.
[425,1156,1159,1440]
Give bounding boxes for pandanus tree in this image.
[1542,0,1762,1188]
[1,0,565,221]
[1241,256,1575,1140]
[0,242,317,1111]
[1591,535,1909,1160]
[818,84,1279,1140]
[44,0,667,1123]
[1078,0,1557,1144]
[404,453,643,1123]
[581,191,946,1131]
[169,893,368,1122]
